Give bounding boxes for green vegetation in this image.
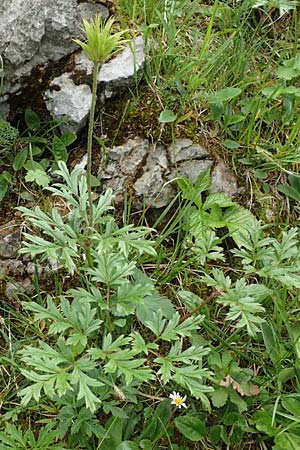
[1,1,300,449]
[0,110,76,201]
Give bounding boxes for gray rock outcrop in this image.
[0,0,108,114]
[100,138,239,208]
[44,73,93,134]
[0,220,53,299]
[44,36,145,133]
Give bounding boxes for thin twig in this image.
[179,289,221,323]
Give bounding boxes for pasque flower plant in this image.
[73,16,127,230]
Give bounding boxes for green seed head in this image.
[73,16,127,64]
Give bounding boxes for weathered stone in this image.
[103,138,149,178]
[74,52,94,75]
[0,259,25,279]
[0,0,108,111]
[169,159,213,183]
[168,139,210,164]
[77,3,109,24]
[0,221,21,259]
[46,37,146,133]
[98,36,145,99]
[211,160,239,198]
[100,138,149,202]
[146,145,169,171]
[5,277,35,300]
[133,167,175,209]
[26,261,52,280]
[44,73,92,133]
[99,138,215,208]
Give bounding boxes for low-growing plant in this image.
[0,109,76,200]
[4,161,298,448]
[252,0,298,17]
[0,423,66,450]
[12,162,214,448]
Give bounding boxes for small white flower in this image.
[169,391,187,409]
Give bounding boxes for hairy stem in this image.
[85,61,100,268]
[87,60,100,229]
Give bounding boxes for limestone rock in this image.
[168,139,210,164]
[44,73,92,133]
[0,259,25,280]
[102,138,149,202]
[100,138,214,208]
[103,138,149,180]
[169,159,213,183]
[45,37,146,133]
[0,221,21,259]
[146,145,169,171]
[0,0,108,110]
[98,36,145,99]
[5,278,35,300]
[134,168,175,209]
[211,160,239,198]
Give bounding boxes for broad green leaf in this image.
[25,168,51,187]
[136,294,175,325]
[20,191,35,201]
[23,160,45,171]
[13,147,28,171]
[112,282,154,316]
[275,432,300,450]
[140,402,172,444]
[209,102,224,119]
[278,367,295,384]
[116,442,139,450]
[21,136,48,144]
[52,135,68,162]
[209,425,228,445]
[277,184,300,201]
[0,174,9,201]
[277,56,300,80]
[208,87,242,104]
[282,398,300,416]
[211,387,228,407]
[98,416,124,450]
[159,109,177,123]
[31,145,43,156]
[175,415,206,441]
[223,139,240,149]
[226,114,245,125]
[60,131,77,146]
[229,388,247,412]
[24,108,41,131]
[177,290,202,312]
[203,192,235,209]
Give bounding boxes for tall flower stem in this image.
[73,15,127,267]
[87,60,100,229]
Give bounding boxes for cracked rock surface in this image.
[99,138,216,208]
[98,138,239,208]
[0,0,108,113]
[44,73,93,134]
